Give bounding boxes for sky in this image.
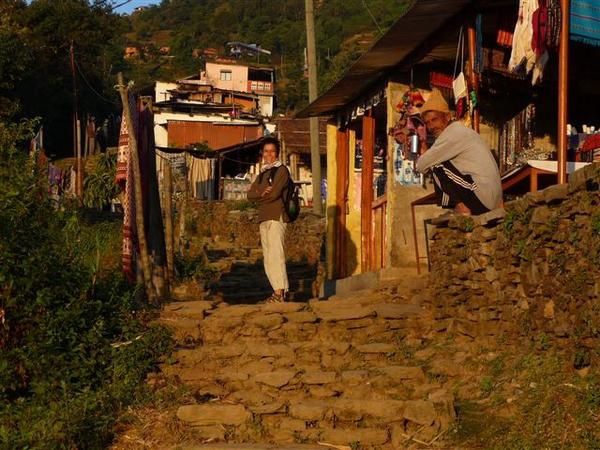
[114,0,160,14]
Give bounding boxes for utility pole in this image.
[305,0,322,215]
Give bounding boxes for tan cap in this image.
[420,89,450,114]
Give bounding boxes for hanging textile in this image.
[497,29,515,47]
[186,155,216,200]
[475,14,484,74]
[497,104,536,173]
[510,0,548,84]
[509,0,537,73]
[547,0,562,48]
[116,101,137,282]
[115,98,167,283]
[579,134,600,162]
[571,1,600,46]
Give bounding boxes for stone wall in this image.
[428,164,600,340]
[184,200,325,263]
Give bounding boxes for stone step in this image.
[214,278,315,293]
[154,278,456,449]
[216,267,316,278]
[174,391,452,446]
[180,445,325,450]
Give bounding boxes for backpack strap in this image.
[268,165,280,184]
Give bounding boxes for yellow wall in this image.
[345,130,362,276]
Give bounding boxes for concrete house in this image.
[203,61,275,118]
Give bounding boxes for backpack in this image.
[269,166,301,222]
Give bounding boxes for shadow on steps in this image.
[209,259,317,304]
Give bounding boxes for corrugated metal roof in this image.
[276,118,327,155]
[297,0,514,118]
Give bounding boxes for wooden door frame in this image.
[361,113,375,272]
[335,128,349,278]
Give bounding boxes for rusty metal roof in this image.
[276,118,327,155]
[297,0,514,118]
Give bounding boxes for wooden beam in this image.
[335,129,349,278]
[468,23,480,133]
[557,0,570,184]
[361,114,375,272]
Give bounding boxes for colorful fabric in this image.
[533,0,549,56]
[475,14,484,74]
[571,1,600,46]
[116,99,137,282]
[510,0,550,84]
[395,88,425,115]
[547,0,561,48]
[581,133,600,151]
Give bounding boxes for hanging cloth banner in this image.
[571,1,600,46]
[116,97,137,282]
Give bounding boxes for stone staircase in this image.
[205,244,317,303]
[156,278,456,449]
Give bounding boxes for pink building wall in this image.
[205,62,249,92]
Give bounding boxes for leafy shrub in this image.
[83,151,120,210]
[0,120,172,447]
[175,252,218,283]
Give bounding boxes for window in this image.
[219,70,232,81]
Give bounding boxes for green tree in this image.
[125,0,411,113]
[7,0,127,156]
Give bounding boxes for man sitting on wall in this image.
[415,89,502,215]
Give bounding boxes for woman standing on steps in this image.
[247,137,290,303]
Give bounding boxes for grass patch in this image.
[453,351,600,449]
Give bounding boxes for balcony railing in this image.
[247,80,273,93]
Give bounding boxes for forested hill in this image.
[0,0,408,157]
[127,0,410,112]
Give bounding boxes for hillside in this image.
[125,0,410,113]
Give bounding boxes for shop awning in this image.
[296,0,515,118]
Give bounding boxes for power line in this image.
[110,0,135,12]
[73,56,117,105]
[361,0,383,35]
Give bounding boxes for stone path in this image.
[153,276,456,449]
[206,244,317,303]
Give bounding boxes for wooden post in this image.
[335,129,349,278]
[467,24,480,133]
[557,0,570,184]
[116,72,158,304]
[69,40,83,199]
[361,114,375,272]
[76,118,83,197]
[217,154,223,200]
[305,0,322,214]
[163,157,175,285]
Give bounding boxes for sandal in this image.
[264,293,285,304]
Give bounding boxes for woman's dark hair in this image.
[262,136,281,156]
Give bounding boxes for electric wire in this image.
[361,0,383,35]
[74,56,118,105]
[109,0,135,12]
